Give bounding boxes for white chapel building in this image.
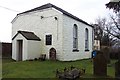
[12,3,93,61]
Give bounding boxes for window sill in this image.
[85,49,89,51]
[73,49,79,52]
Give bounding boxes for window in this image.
[46,35,52,45]
[85,28,89,51]
[73,24,78,50]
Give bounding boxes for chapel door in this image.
[17,40,23,61]
[49,48,56,60]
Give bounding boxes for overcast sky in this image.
[0,0,111,42]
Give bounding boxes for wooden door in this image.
[49,48,56,60]
[17,40,23,61]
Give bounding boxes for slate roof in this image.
[18,3,93,28]
[12,31,41,41]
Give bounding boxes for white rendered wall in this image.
[12,7,93,61]
[27,40,41,59]
[62,15,93,61]
[12,8,63,60]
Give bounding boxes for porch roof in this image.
[12,31,41,41]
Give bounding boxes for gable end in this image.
[13,3,93,28]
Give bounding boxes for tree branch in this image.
[111,27,120,34]
[110,15,120,31]
[105,27,120,39]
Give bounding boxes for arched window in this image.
[73,24,78,50]
[85,28,89,50]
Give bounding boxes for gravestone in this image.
[93,51,107,76]
[101,47,110,64]
[115,60,120,79]
[115,50,120,79]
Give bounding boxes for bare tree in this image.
[106,15,120,40]
[105,0,120,40]
[93,17,108,46]
[93,16,119,46]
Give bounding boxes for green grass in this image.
[2,58,117,78]
[0,58,2,79]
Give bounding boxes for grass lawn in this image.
[2,58,117,78]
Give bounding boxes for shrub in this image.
[39,54,46,61]
[34,58,38,61]
[28,59,34,61]
[56,66,85,79]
